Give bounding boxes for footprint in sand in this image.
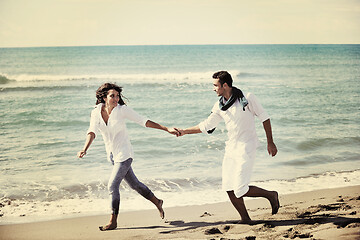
[200,211,212,217]
[204,227,222,235]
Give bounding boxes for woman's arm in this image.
[77,132,95,158]
[145,120,180,136]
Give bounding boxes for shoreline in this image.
[1,169,359,226]
[1,185,359,240]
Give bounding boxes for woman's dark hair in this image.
[212,71,233,87]
[95,83,126,105]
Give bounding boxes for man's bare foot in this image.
[99,222,117,231]
[157,199,165,219]
[270,191,280,214]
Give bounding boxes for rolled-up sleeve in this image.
[123,106,149,127]
[198,106,223,134]
[247,93,269,123]
[87,108,99,136]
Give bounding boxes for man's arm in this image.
[263,119,277,157]
[176,125,202,136]
[177,105,222,137]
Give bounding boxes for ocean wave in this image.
[0,177,217,202]
[1,169,359,224]
[0,70,249,93]
[0,69,245,87]
[0,85,87,93]
[2,169,359,203]
[0,71,218,83]
[0,82,199,93]
[0,73,101,82]
[281,152,360,167]
[7,118,86,127]
[0,75,15,84]
[236,72,267,78]
[296,137,360,151]
[0,81,210,93]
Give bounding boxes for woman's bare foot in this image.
[156,199,165,219]
[99,222,117,231]
[99,214,118,231]
[270,191,280,214]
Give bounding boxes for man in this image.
[176,71,279,223]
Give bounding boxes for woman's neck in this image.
[103,104,115,115]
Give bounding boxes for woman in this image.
[77,83,179,231]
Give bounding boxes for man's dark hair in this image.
[212,71,233,87]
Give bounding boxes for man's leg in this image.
[227,191,252,223]
[244,186,279,214]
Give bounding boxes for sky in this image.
[0,0,359,47]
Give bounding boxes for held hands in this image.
[170,126,200,136]
[167,127,185,137]
[175,128,185,136]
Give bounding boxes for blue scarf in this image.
[207,87,248,134]
[219,86,248,111]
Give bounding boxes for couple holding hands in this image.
[77,71,279,231]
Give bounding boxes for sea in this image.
[0,44,359,224]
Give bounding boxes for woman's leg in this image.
[124,166,165,219]
[100,158,133,231]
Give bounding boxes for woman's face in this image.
[104,89,120,108]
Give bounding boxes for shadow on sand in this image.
[115,216,360,234]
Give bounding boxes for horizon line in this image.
[1,43,360,49]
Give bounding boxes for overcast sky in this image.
[0,0,359,47]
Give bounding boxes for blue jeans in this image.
[108,157,154,215]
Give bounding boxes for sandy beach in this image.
[0,185,359,240]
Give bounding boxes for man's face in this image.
[213,79,225,97]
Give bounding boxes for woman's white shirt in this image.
[87,103,149,162]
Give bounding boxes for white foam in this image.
[0,70,242,84]
[1,169,359,224]
[256,170,360,195]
